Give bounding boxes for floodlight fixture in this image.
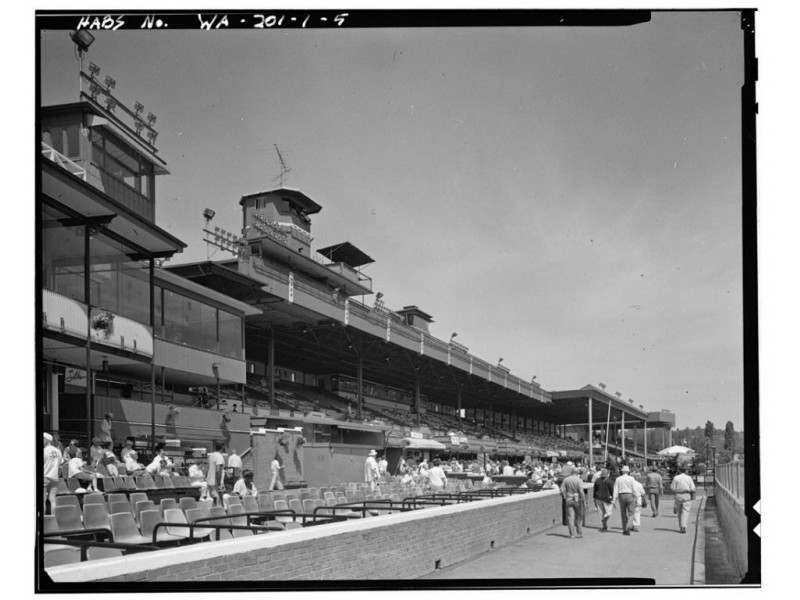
[146,130,158,145]
[70,29,96,53]
[134,119,145,135]
[88,62,101,77]
[449,332,458,341]
[88,83,102,100]
[376,292,384,299]
[598,382,607,390]
[497,358,503,365]
[133,101,144,116]
[146,112,157,126]
[531,375,537,382]
[104,76,116,90]
[203,208,216,222]
[615,392,622,398]
[104,96,117,112]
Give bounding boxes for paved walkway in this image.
[424,492,705,585]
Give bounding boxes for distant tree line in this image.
[624,420,744,465]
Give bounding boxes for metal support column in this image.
[84,225,93,446]
[621,412,626,461]
[357,356,364,419]
[150,363,156,451]
[268,326,275,409]
[414,371,421,427]
[588,396,593,468]
[643,421,648,467]
[456,385,462,429]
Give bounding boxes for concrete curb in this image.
[691,495,708,585]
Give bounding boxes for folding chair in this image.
[134,500,156,526]
[54,494,81,510]
[179,496,198,513]
[185,507,213,541]
[53,504,84,532]
[87,547,124,561]
[83,502,111,530]
[140,509,184,545]
[208,506,234,541]
[159,498,178,515]
[242,496,259,513]
[228,503,254,537]
[163,508,194,541]
[82,492,105,506]
[110,512,150,545]
[108,501,133,516]
[44,547,81,568]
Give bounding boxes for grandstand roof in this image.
[548,385,649,425]
[316,242,375,268]
[42,159,186,257]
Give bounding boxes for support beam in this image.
[268,326,275,409]
[357,355,364,419]
[150,362,156,451]
[588,396,593,468]
[414,370,421,427]
[643,420,648,467]
[621,412,626,460]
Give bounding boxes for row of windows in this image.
[42,203,243,359]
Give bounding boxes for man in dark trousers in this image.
[560,468,586,538]
[645,466,664,517]
[612,465,640,536]
[593,468,615,531]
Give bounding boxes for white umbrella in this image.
[657,445,696,456]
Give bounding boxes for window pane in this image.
[218,310,242,358]
[162,289,217,353]
[89,233,150,324]
[41,204,85,302]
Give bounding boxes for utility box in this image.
[252,428,306,490]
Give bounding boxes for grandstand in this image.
[38,37,679,583]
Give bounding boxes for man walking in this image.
[592,468,615,531]
[365,449,380,490]
[43,433,63,514]
[670,466,696,533]
[612,465,640,536]
[560,467,586,538]
[645,466,664,517]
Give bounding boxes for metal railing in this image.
[41,142,87,180]
[715,460,745,504]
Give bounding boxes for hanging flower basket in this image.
[92,310,115,338]
[295,436,307,447]
[277,434,291,448]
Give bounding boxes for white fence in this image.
[715,459,745,504]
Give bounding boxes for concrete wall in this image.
[714,485,748,579]
[47,489,565,582]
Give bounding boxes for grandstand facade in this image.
[40,84,257,458]
[38,56,675,486]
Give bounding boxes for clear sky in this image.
[38,10,746,430]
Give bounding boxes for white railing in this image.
[42,288,89,338]
[715,460,745,504]
[41,142,87,180]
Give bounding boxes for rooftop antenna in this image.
[271,144,293,187]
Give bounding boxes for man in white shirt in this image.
[365,449,380,490]
[146,445,174,477]
[206,442,226,506]
[227,448,243,480]
[124,450,145,477]
[269,456,284,491]
[43,433,63,514]
[68,452,100,492]
[670,466,697,533]
[428,458,448,492]
[612,465,640,536]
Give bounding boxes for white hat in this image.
[369,449,377,456]
[43,432,53,442]
[621,465,630,473]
